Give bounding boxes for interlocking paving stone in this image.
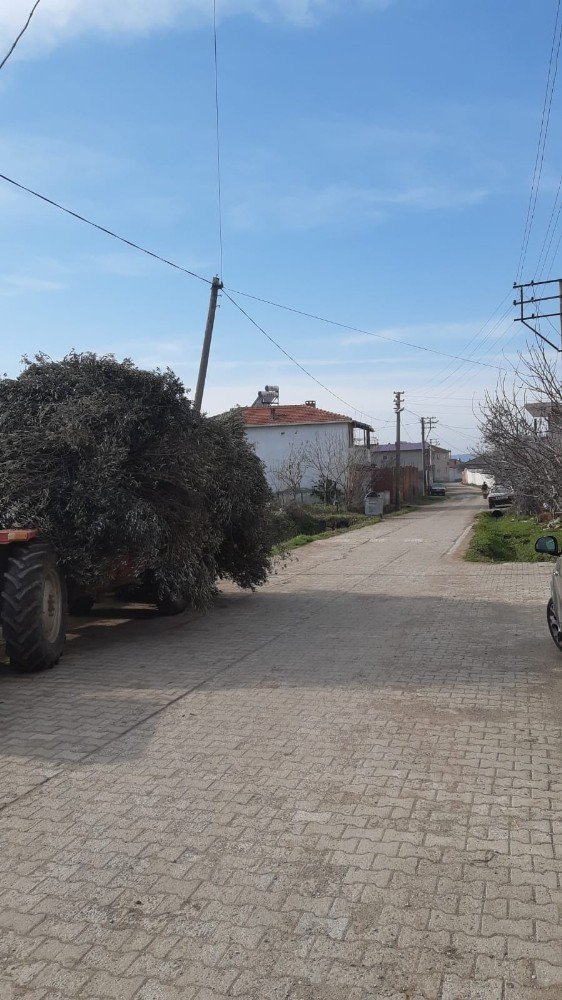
[0,486,560,998]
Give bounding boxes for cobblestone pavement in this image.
[0,486,560,1000]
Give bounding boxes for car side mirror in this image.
[535,535,560,557]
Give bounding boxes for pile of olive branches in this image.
[0,352,273,605]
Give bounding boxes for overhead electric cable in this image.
[535,171,562,278]
[223,286,504,370]
[414,306,513,395]
[411,302,525,402]
[410,297,512,396]
[0,0,42,73]
[543,206,562,275]
[0,171,506,371]
[223,290,382,426]
[211,0,224,279]
[404,409,475,452]
[405,409,473,434]
[0,173,212,284]
[516,0,562,281]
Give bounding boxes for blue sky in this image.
[0,0,560,452]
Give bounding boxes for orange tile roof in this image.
[241,404,354,427]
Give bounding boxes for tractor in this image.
[0,530,189,673]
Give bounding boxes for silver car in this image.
[534,535,562,651]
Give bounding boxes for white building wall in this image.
[462,469,495,488]
[245,421,351,492]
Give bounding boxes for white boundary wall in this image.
[462,469,495,488]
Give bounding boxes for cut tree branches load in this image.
[0,352,274,671]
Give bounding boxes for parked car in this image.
[488,485,514,510]
[534,535,562,652]
[429,483,446,496]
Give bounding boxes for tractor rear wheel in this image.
[1,542,67,672]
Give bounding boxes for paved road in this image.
[0,486,560,999]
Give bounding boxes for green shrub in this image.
[270,507,299,543]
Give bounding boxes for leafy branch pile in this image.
[0,353,273,606]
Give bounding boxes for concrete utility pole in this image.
[421,417,426,496]
[513,277,562,352]
[394,390,404,511]
[194,275,223,413]
[420,416,437,495]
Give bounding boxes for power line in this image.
[212,0,224,280]
[516,0,562,281]
[0,165,492,433]
[0,171,507,372]
[535,170,562,278]
[0,173,212,285]
[0,0,42,73]
[405,408,476,451]
[415,307,513,396]
[223,290,382,427]
[411,297,512,396]
[543,205,562,275]
[413,303,528,402]
[223,286,504,370]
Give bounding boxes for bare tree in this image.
[478,344,562,513]
[270,442,308,503]
[305,431,368,509]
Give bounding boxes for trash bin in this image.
[364,494,384,516]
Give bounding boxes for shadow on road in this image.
[0,582,558,793]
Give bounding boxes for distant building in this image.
[371,441,451,487]
[447,458,463,482]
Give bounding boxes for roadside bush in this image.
[270,507,299,544]
[0,352,273,606]
[284,504,367,535]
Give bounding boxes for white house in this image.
[234,389,374,503]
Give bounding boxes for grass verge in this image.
[465,511,557,563]
[274,515,381,553]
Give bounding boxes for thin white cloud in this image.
[230,181,489,232]
[0,132,131,184]
[0,273,65,295]
[340,322,489,347]
[0,1,394,55]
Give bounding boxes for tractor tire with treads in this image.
[1,542,67,672]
